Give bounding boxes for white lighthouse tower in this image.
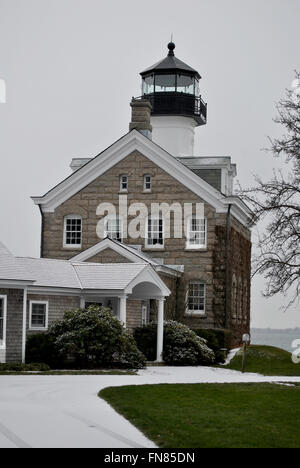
[139,42,207,157]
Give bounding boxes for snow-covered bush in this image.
[134,321,215,365]
[49,306,146,369]
[163,321,215,366]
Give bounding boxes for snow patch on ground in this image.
[1,366,300,448]
[221,348,241,365]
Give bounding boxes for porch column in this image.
[156,297,165,363]
[22,287,28,364]
[119,296,127,327]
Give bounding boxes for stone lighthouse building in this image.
[0,43,253,364]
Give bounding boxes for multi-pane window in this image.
[144,175,152,192]
[146,217,164,248]
[187,281,206,314]
[187,217,207,249]
[0,296,6,347]
[64,215,82,248]
[104,216,123,242]
[30,302,48,330]
[120,175,128,192]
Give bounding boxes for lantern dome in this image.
[139,43,207,127]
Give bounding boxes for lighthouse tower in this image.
[140,42,207,157]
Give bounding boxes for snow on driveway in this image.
[0,366,300,448]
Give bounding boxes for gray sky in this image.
[0,0,299,328]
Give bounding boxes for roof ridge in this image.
[71,263,83,290]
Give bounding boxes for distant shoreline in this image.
[250,328,300,352]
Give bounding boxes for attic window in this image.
[144,175,152,192]
[120,175,128,192]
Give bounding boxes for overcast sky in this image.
[0,0,299,328]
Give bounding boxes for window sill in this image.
[185,248,208,252]
[184,313,207,318]
[29,328,48,332]
[63,245,82,250]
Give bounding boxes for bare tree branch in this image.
[238,71,300,309]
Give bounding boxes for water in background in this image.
[251,328,300,352]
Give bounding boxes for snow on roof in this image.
[0,240,171,293]
[0,240,149,291]
[73,262,146,290]
[0,241,35,282]
[18,257,81,289]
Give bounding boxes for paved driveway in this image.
[1,366,300,448]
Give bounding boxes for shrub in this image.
[134,321,215,366]
[49,306,146,369]
[194,329,232,363]
[163,321,215,366]
[0,363,50,372]
[26,333,62,368]
[133,324,157,361]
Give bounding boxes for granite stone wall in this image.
[40,150,252,344]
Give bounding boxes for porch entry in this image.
[83,298,150,326]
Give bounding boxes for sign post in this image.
[242,334,250,373]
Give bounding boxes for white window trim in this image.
[63,214,82,249]
[185,281,206,316]
[141,305,149,326]
[186,216,207,250]
[143,174,152,192]
[120,175,128,193]
[0,295,7,349]
[29,301,49,331]
[145,216,164,249]
[104,215,123,242]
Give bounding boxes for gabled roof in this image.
[32,129,253,226]
[15,256,159,291]
[0,241,170,296]
[70,237,183,277]
[72,262,147,290]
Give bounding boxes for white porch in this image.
[78,264,170,362]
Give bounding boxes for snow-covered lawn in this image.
[1,366,300,448]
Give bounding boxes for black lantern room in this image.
[140,42,207,126]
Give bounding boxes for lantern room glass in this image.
[142,74,199,96]
[155,74,176,92]
[142,75,154,94]
[177,75,194,94]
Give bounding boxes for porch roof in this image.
[0,241,170,297]
[0,242,35,283]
